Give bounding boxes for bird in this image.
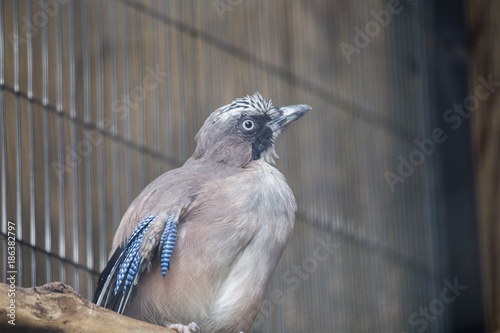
[93,92,311,333]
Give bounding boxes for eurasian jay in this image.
[93,93,311,332]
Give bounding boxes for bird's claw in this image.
[167,322,200,333]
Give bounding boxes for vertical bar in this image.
[0,0,4,85]
[42,0,52,284]
[68,1,76,119]
[0,89,5,282]
[107,1,117,137]
[173,1,186,162]
[42,2,49,107]
[12,0,23,286]
[55,3,63,113]
[176,2,186,162]
[151,1,159,177]
[26,0,37,287]
[107,1,120,233]
[162,2,172,168]
[81,0,94,300]
[0,0,5,274]
[0,0,6,236]
[93,3,107,270]
[136,9,145,188]
[54,2,66,283]
[68,0,79,292]
[122,3,132,208]
[26,0,33,99]
[12,1,19,92]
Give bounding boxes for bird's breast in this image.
[188,161,296,244]
[126,161,297,331]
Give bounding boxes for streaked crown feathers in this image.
[208,92,276,124]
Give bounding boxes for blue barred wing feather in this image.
[93,214,178,314]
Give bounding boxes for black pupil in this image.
[244,120,254,130]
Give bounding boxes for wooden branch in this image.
[0,282,175,333]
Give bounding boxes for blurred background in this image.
[0,0,497,332]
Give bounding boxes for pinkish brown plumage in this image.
[93,93,311,333]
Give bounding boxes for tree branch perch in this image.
[0,282,175,333]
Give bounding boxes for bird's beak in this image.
[268,104,312,132]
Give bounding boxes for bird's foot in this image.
[167,322,200,333]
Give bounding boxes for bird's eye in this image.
[241,119,256,132]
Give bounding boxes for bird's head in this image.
[193,92,311,167]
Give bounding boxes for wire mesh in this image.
[0,0,476,332]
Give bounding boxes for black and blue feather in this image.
[159,215,177,276]
[92,214,178,314]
